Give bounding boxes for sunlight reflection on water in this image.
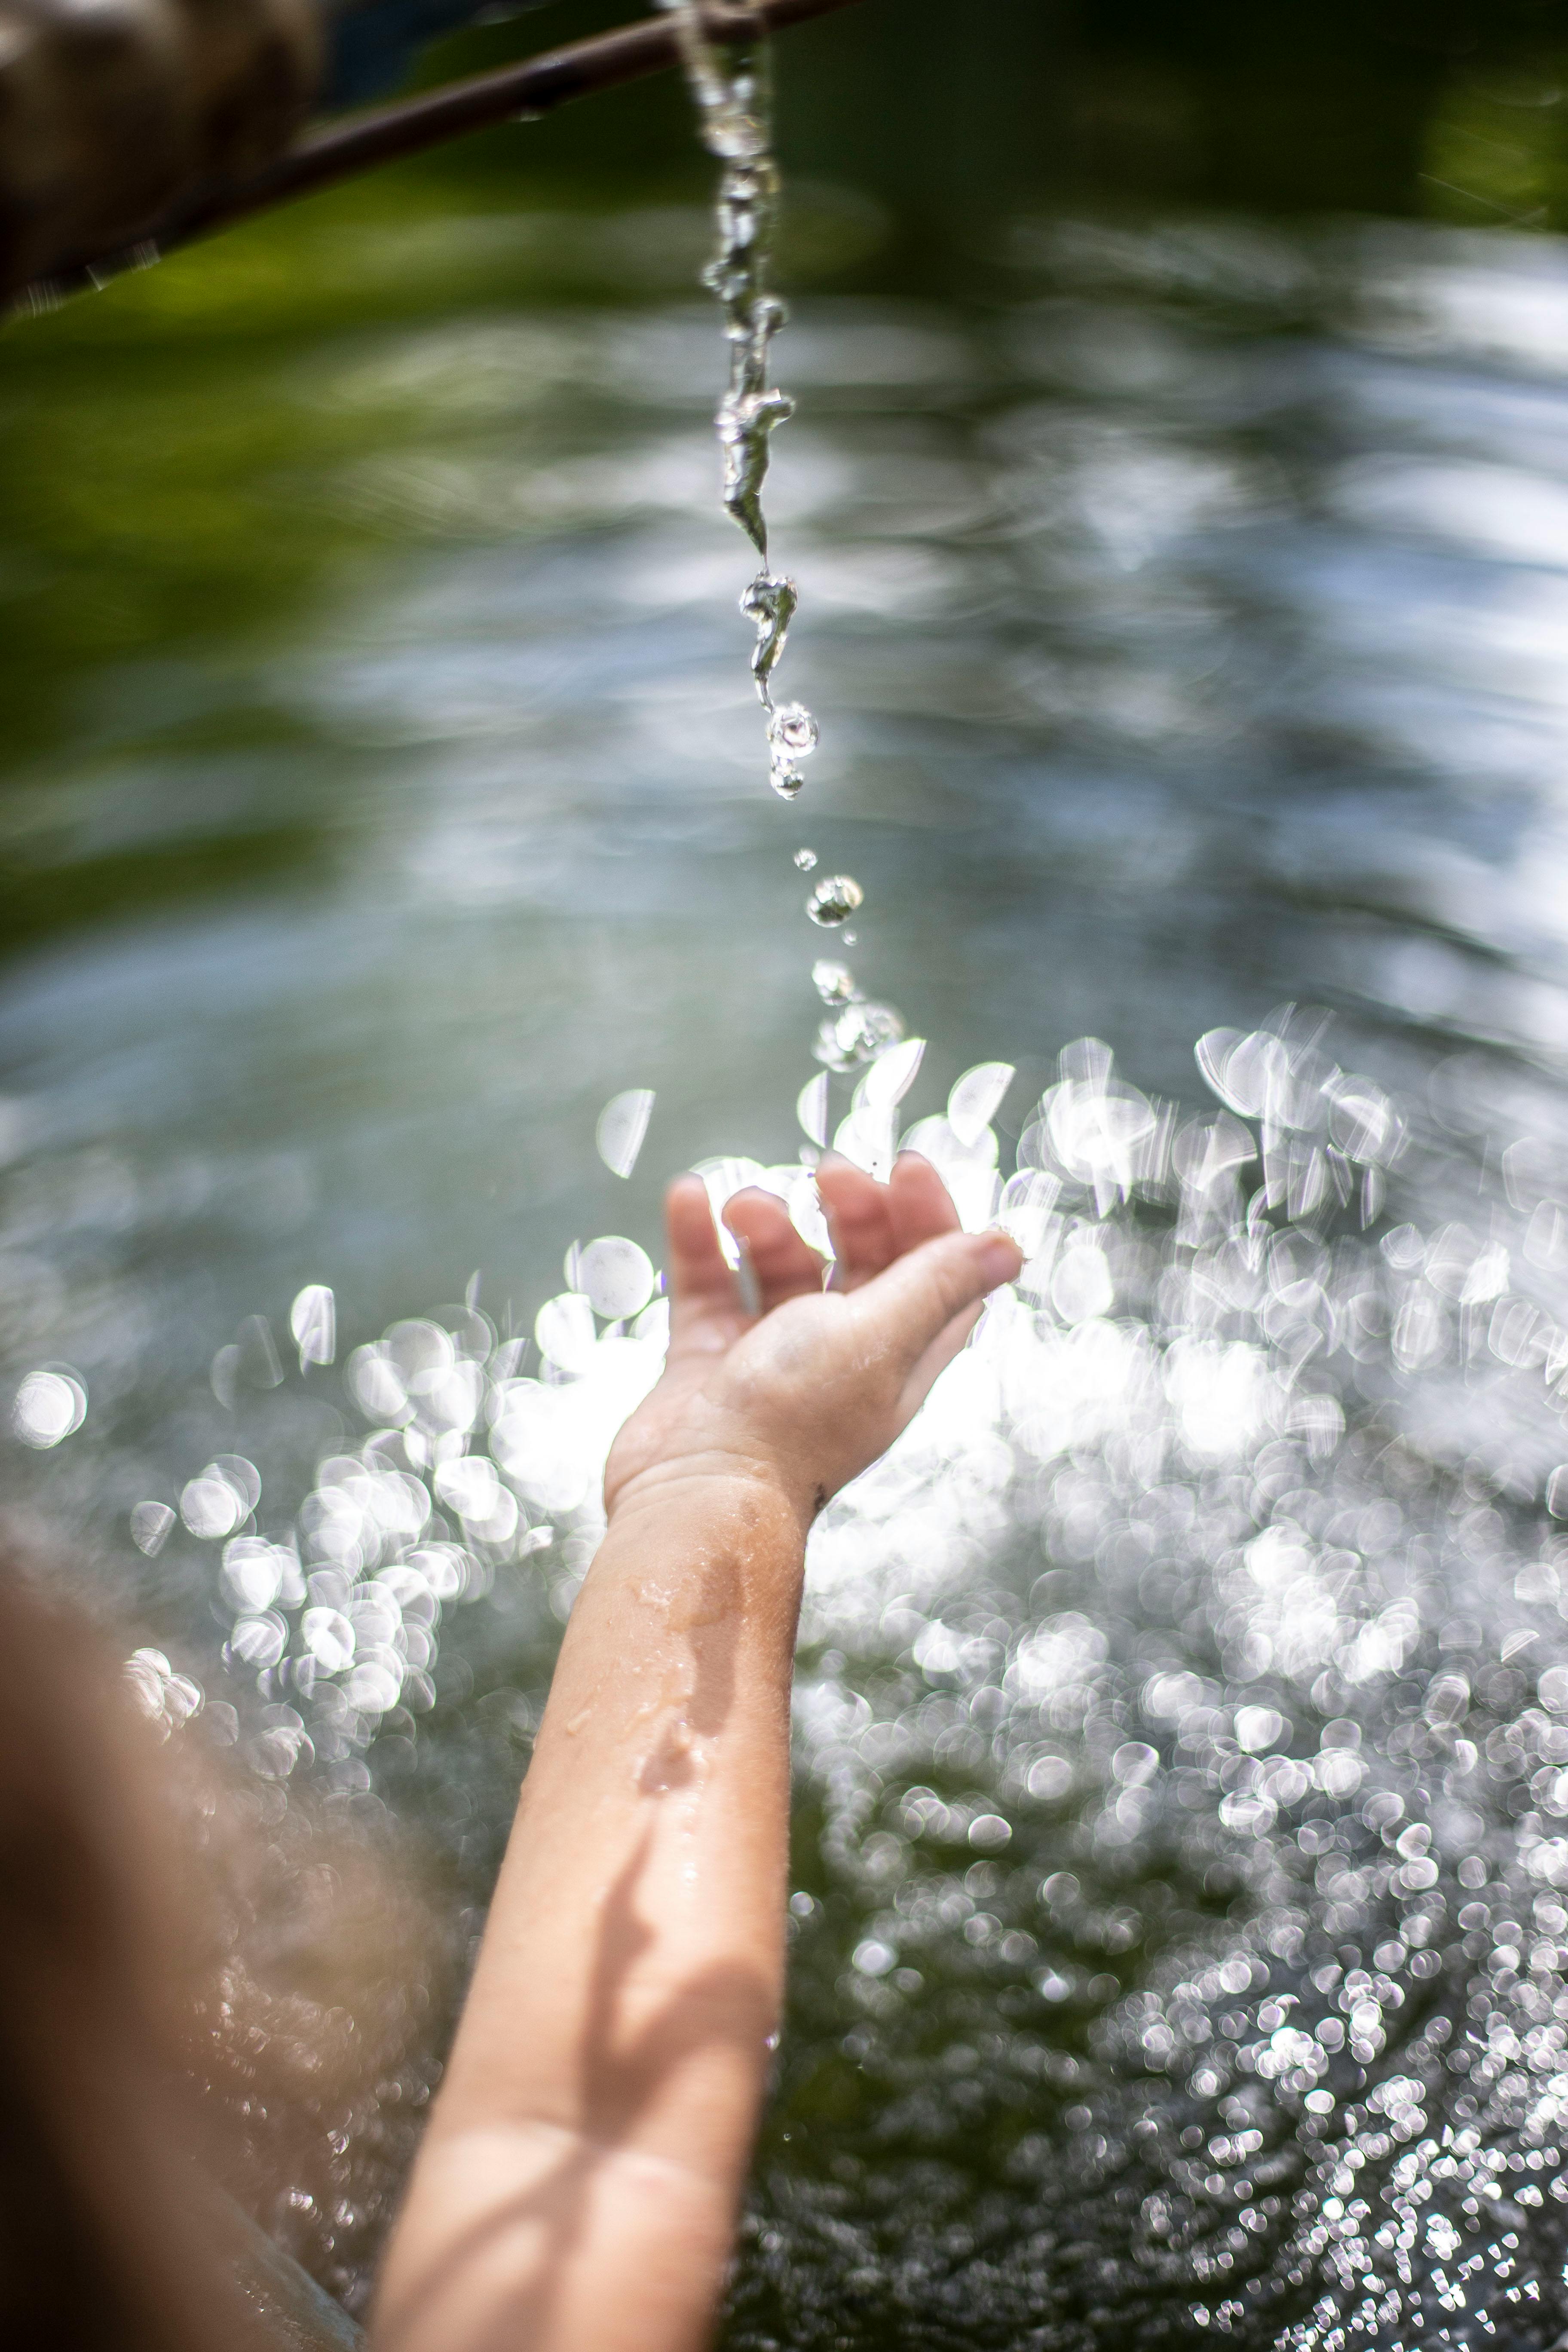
[62,1005,1568,2347]
[13,205,1568,2341]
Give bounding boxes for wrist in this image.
[604,1451,815,1546]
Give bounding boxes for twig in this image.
[15,0,870,312]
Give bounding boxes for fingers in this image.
[723,1188,824,1312]
[663,1175,735,1337]
[815,1155,896,1288]
[852,1226,1022,1381]
[817,1151,961,1288]
[668,1156,977,1348]
[888,1151,961,1253]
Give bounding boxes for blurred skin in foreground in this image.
[0,1152,1020,2350]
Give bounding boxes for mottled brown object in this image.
[0,1540,452,2342]
[8,0,867,309]
[0,1548,269,2348]
[0,0,319,295]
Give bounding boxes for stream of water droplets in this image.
[658,0,910,1090]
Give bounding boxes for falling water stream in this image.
[9,21,1568,2351]
[661,0,910,1109]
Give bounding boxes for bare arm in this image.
[373,1153,1021,2352]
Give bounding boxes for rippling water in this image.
[13,108,1568,2346]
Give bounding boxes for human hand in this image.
[602,1152,1022,1531]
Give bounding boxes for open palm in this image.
[603,1152,1021,1527]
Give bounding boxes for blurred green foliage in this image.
[6,0,1568,949]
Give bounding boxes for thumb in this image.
[851,1227,1021,1374]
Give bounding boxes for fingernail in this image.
[978,1232,1022,1283]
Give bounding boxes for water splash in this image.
[95,1002,1568,2337]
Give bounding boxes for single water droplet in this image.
[841,930,857,945]
[814,1000,904,1073]
[797,1072,830,1147]
[596,1087,655,1179]
[768,701,818,760]
[807,874,863,928]
[812,959,857,1004]
[770,762,804,800]
[794,848,817,870]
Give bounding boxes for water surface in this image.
[9,31,1568,2348]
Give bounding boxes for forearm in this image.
[374,1473,807,2352]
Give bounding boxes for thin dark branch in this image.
[15,0,870,312]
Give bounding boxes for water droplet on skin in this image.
[807,876,863,928]
[794,848,817,870]
[813,959,857,1004]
